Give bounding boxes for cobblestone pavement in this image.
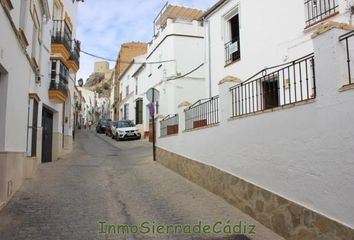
[0,130,284,240]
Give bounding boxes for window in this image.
[224,11,241,64]
[135,99,143,125]
[262,76,280,110]
[59,62,69,83]
[126,86,129,97]
[50,61,68,84]
[124,104,129,120]
[31,20,38,63]
[63,21,72,50]
[51,61,57,81]
[53,1,61,20]
[27,98,39,157]
[0,67,8,150]
[304,0,339,27]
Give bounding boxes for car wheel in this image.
[115,133,119,141]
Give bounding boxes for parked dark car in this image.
[105,121,117,137]
[96,119,111,134]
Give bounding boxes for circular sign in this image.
[149,104,155,116]
[146,88,160,102]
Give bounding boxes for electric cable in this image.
[80,49,175,64]
[80,49,204,80]
[167,63,205,81]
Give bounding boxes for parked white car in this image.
[112,120,141,141]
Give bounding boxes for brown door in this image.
[41,107,53,163]
[263,80,279,110]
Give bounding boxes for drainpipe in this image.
[206,18,212,98]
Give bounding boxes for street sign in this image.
[146,88,160,103]
[149,104,155,116]
[146,88,159,162]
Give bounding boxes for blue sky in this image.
[76,0,217,82]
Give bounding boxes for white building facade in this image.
[156,0,354,239]
[120,4,208,138]
[118,56,147,133]
[203,0,354,96]
[0,0,81,209]
[77,87,95,125]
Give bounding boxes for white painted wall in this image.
[205,0,353,96]
[157,28,354,228]
[0,2,36,152]
[78,87,96,124]
[119,55,147,122]
[131,18,207,133]
[0,67,8,151]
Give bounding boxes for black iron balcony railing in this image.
[69,39,81,67]
[225,37,241,65]
[59,72,69,84]
[52,20,72,53]
[230,54,316,118]
[304,0,339,27]
[185,96,219,131]
[160,114,179,137]
[49,80,67,96]
[339,30,354,85]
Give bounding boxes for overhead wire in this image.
[167,63,205,81]
[80,49,175,64]
[80,49,205,80]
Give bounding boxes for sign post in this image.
[147,88,160,161]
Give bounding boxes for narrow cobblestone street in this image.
[0,130,283,240]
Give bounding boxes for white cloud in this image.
[76,0,217,82]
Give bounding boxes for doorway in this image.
[263,79,279,110]
[41,107,53,163]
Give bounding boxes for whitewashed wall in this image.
[157,28,354,228]
[0,1,42,152]
[119,55,147,122]
[205,0,353,96]
[133,19,207,133]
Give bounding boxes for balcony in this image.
[339,30,354,86]
[67,39,80,72]
[48,80,67,103]
[225,38,241,65]
[185,96,219,130]
[230,54,316,118]
[51,20,72,60]
[304,0,339,28]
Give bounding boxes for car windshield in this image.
[112,121,119,127]
[118,121,135,128]
[101,119,110,125]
